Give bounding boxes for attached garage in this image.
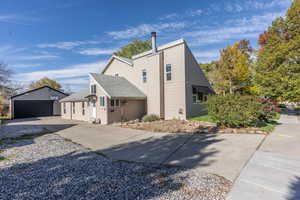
[10,86,68,119]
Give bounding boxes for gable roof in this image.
[11,86,67,99]
[101,55,133,74]
[60,89,89,102]
[132,39,185,59]
[90,73,146,99]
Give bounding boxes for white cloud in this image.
[11,63,42,68]
[14,54,59,60]
[14,61,105,83]
[225,4,243,12]
[37,40,101,50]
[193,50,220,58]
[160,13,179,20]
[107,22,187,39]
[78,48,116,56]
[188,9,203,16]
[185,12,284,46]
[59,77,89,85]
[246,0,292,10]
[0,14,37,25]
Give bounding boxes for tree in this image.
[201,40,253,95]
[114,40,152,59]
[29,77,62,90]
[255,0,300,101]
[0,63,11,85]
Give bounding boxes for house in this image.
[0,85,15,116]
[10,86,68,119]
[60,32,214,124]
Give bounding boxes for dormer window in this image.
[91,84,96,94]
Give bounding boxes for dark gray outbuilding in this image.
[10,86,68,119]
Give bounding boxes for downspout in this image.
[159,51,165,119]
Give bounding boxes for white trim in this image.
[132,39,185,59]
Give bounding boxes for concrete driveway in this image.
[1,117,265,182]
[56,122,264,181]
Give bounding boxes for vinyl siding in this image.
[185,45,211,118]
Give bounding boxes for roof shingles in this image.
[90,73,146,99]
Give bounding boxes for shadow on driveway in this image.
[0,133,231,200]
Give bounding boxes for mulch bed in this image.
[120,120,268,135]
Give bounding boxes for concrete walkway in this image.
[228,113,300,200]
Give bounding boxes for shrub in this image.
[206,94,262,127]
[258,98,281,122]
[142,114,160,122]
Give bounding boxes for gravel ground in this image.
[0,133,231,200]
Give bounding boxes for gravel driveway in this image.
[0,133,231,200]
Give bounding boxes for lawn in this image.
[189,114,280,133]
[0,116,11,120]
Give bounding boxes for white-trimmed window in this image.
[100,96,105,107]
[115,99,120,107]
[82,102,85,115]
[166,64,172,81]
[142,69,147,83]
[91,84,96,94]
[63,103,66,114]
[110,99,115,107]
[115,73,119,77]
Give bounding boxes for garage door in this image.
[14,100,54,118]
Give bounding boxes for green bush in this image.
[206,94,262,127]
[142,114,160,122]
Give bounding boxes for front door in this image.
[91,101,96,119]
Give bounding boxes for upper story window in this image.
[91,84,96,94]
[82,102,85,115]
[142,69,147,83]
[100,96,105,107]
[72,102,76,114]
[166,64,172,81]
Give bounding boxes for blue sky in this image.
[0,0,293,91]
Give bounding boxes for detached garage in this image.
[10,86,68,119]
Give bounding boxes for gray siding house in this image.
[60,33,214,124]
[11,86,68,118]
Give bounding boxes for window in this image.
[115,74,119,77]
[72,102,75,114]
[166,64,172,81]
[100,96,105,107]
[142,69,147,83]
[110,99,120,107]
[115,99,120,107]
[192,87,207,103]
[63,103,66,114]
[110,99,115,107]
[82,102,85,115]
[90,84,96,94]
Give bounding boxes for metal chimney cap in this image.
[151,32,156,36]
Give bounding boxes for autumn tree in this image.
[114,40,152,59]
[29,77,62,90]
[201,40,253,94]
[255,0,300,101]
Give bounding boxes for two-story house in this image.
[60,32,214,124]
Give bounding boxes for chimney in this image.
[151,32,157,53]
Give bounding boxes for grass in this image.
[188,114,217,123]
[0,155,8,162]
[0,116,11,120]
